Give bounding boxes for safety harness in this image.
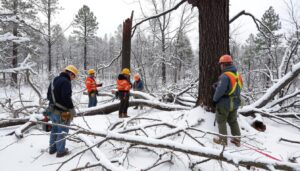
[223,71,243,95]
[51,79,68,111]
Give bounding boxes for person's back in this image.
[47,72,73,110]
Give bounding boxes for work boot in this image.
[49,149,57,155]
[119,112,123,118]
[56,148,70,158]
[213,137,227,146]
[123,113,130,118]
[230,138,241,147]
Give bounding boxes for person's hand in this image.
[97,83,102,87]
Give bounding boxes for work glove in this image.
[95,90,99,95]
[68,108,76,121]
[97,83,102,87]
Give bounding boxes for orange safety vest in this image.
[85,77,97,93]
[117,79,131,91]
[224,71,243,96]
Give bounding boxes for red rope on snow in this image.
[242,143,281,162]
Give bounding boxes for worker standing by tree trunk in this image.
[116,68,132,118]
[213,55,242,147]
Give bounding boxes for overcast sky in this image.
[55,0,295,46]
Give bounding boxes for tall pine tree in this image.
[72,5,98,70]
[0,0,39,85]
[255,6,282,88]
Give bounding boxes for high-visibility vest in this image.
[117,79,131,91]
[85,77,97,93]
[224,71,243,96]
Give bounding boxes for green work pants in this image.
[216,106,241,141]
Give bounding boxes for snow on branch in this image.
[239,62,300,115]
[0,32,30,43]
[0,54,36,74]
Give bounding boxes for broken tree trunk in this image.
[121,11,134,70]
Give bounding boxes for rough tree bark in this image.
[12,0,18,85]
[121,11,134,70]
[47,0,52,73]
[188,0,230,111]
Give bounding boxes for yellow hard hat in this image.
[121,68,130,75]
[65,65,78,76]
[87,69,95,75]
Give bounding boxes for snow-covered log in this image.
[77,99,190,116]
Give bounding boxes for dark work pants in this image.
[216,105,241,141]
[119,91,129,115]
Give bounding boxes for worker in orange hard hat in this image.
[46,65,78,157]
[85,69,102,107]
[133,73,144,109]
[116,68,132,118]
[213,54,243,147]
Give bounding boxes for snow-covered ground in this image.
[1,86,300,171]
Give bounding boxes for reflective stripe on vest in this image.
[224,71,243,96]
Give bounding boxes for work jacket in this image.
[117,74,131,92]
[213,65,243,111]
[47,72,74,110]
[133,79,144,91]
[86,76,99,93]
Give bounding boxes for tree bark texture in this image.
[189,0,230,111]
[84,18,87,70]
[121,12,134,70]
[11,0,18,85]
[47,0,52,73]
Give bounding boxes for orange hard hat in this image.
[134,73,140,81]
[219,54,233,64]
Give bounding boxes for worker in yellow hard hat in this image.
[116,68,132,118]
[85,69,102,107]
[46,65,78,157]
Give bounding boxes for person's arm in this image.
[213,75,229,103]
[61,81,74,109]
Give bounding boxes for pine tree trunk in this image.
[11,0,18,86]
[122,12,133,70]
[188,0,230,111]
[47,0,52,74]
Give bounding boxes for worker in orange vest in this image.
[116,68,132,118]
[213,54,243,147]
[85,69,102,107]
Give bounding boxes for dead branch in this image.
[279,138,300,145]
[132,0,187,37]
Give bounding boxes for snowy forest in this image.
[0,0,300,171]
